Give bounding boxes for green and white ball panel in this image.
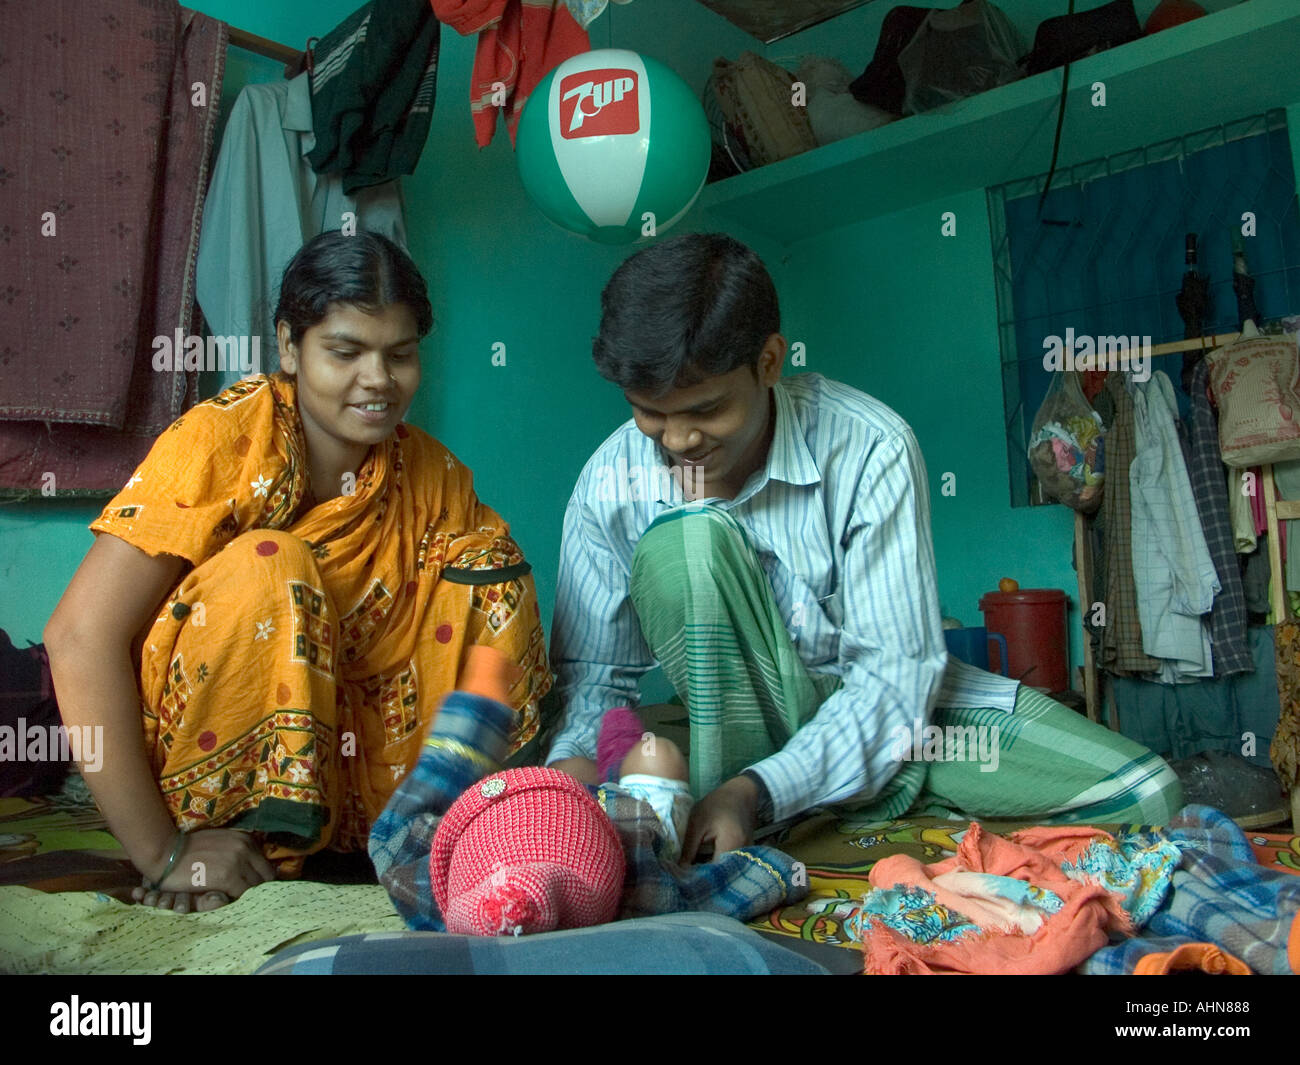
[517,49,711,244]
[551,50,649,231]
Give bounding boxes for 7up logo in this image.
[560,69,639,139]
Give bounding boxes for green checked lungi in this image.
[629,505,1181,825]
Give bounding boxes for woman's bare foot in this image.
[128,826,277,911]
[131,885,233,912]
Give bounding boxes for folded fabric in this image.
[855,823,1137,974]
[1061,831,1183,927]
[1081,805,1300,975]
[0,882,404,976]
[432,0,590,148]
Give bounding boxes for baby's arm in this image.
[368,690,515,930]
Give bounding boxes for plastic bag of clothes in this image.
[1028,370,1106,512]
[897,0,1025,115]
[1170,751,1285,820]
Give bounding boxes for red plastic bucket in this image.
[977,588,1068,692]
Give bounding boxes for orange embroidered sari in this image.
[91,374,551,858]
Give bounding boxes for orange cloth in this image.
[1133,943,1251,975]
[91,374,552,858]
[862,823,1132,975]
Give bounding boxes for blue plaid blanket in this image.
[1081,805,1300,974]
[368,692,807,932]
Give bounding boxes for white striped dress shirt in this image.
[547,373,1020,819]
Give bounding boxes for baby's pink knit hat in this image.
[431,766,625,936]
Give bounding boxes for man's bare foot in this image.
[131,886,232,912]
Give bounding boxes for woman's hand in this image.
[131,828,277,912]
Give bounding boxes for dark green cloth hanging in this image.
[305,0,441,194]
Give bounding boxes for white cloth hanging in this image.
[1128,370,1220,682]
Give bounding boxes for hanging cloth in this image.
[1185,359,1252,676]
[1128,372,1220,683]
[1095,375,1161,676]
[0,2,225,493]
[431,0,590,148]
[304,0,442,194]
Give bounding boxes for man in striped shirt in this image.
[546,233,1180,862]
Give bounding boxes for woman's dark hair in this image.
[274,230,433,345]
[592,232,779,396]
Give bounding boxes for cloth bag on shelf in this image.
[1207,332,1300,468]
[1022,0,1143,77]
[897,0,1025,115]
[849,5,936,116]
[712,52,818,167]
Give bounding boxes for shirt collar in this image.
[766,378,821,488]
[284,72,314,134]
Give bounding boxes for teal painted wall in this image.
[0,0,1283,708]
[776,188,1085,663]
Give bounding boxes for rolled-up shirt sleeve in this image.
[546,477,655,763]
[746,429,948,821]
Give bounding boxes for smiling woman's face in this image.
[277,302,421,467]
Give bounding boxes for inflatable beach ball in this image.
[517,49,711,244]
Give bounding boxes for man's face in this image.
[624,335,784,497]
[278,302,422,459]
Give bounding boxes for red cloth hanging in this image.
[431,0,589,148]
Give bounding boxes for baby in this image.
[369,645,804,936]
[592,704,694,863]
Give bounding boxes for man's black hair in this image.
[275,230,434,346]
[592,232,779,396]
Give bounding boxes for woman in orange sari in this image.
[45,231,551,911]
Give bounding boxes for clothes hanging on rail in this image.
[1109,627,1280,763]
[195,74,408,387]
[0,2,225,494]
[1185,359,1252,676]
[432,0,590,148]
[1241,536,1272,616]
[1093,375,1161,676]
[303,0,442,194]
[1272,459,1300,592]
[1228,468,1258,552]
[1128,371,1219,682]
